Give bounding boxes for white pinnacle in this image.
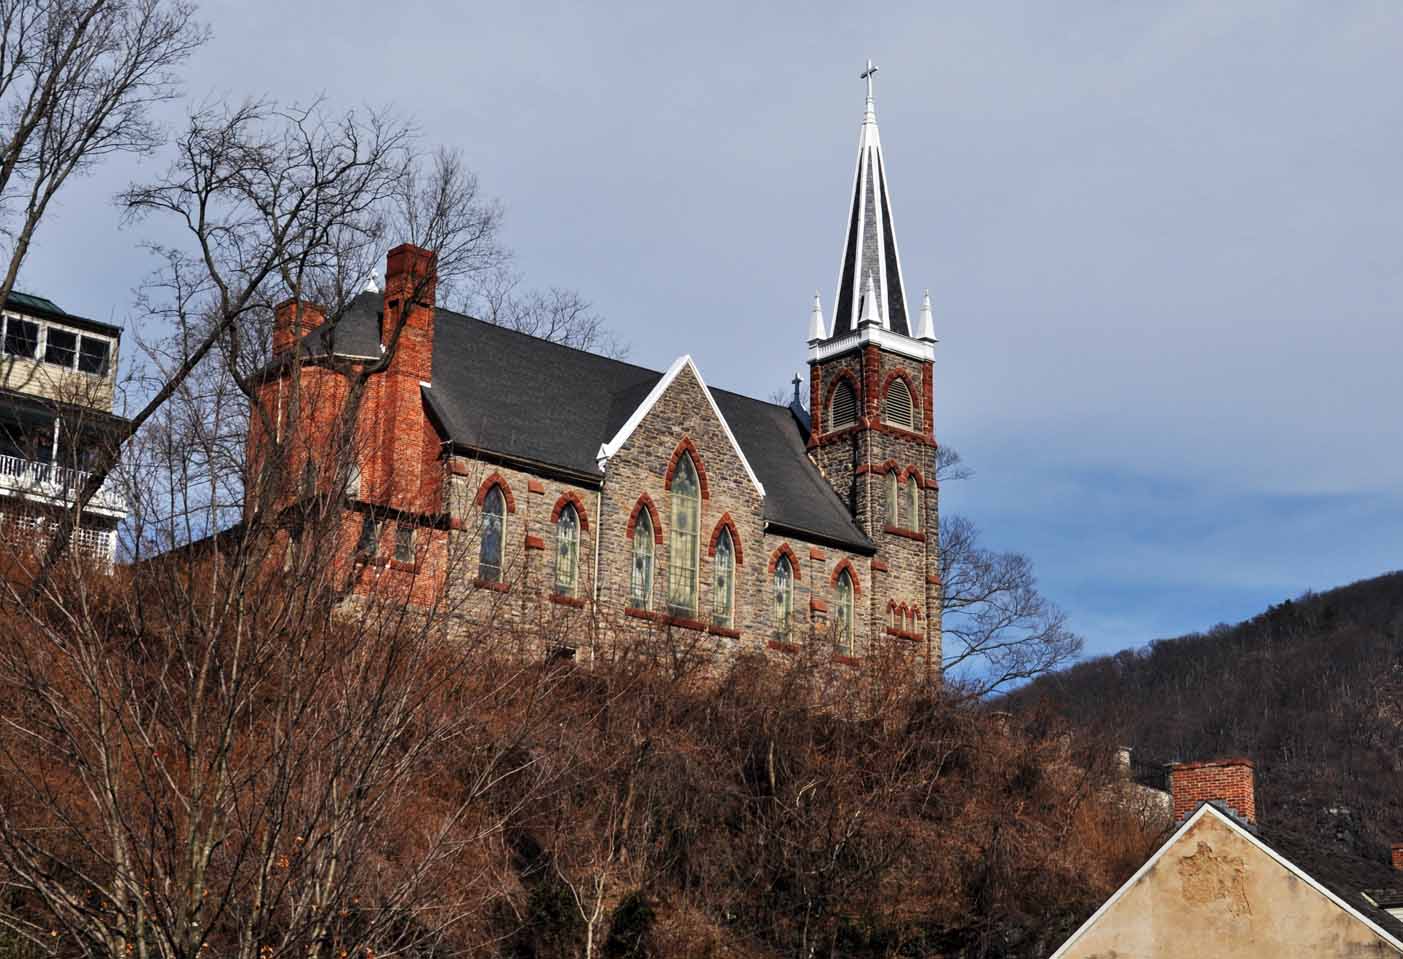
[363,271,381,294]
[859,273,881,327]
[808,291,826,342]
[917,289,935,341]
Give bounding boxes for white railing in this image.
[0,452,127,515]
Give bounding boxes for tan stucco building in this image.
[1051,759,1403,958]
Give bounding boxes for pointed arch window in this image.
[834,569,854,652]
[668,454,701,615]
[828,379,858,430]
[883,378,915,429]
[904,477,921,530]
[479,486,505,582]
[773,554,794,638]
[630,509,654,609]
[554,503,580,596]
[886,470,900,526]
[712,528,735,628]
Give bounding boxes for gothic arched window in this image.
[479,486,505,582]
[835,569,854,651]
[668,454,701,615]
[554,503,580,596]
[886,470,900,526]
[773,554,794,638]
[630,509,654,609]
[712,528,735,628]
[828,379,858,430]
[883,378,915,429]
[904,477,921,531]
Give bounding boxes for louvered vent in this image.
[883,379,915,429]
[829,380,858,429]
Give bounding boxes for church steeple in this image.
[825,59,911,340]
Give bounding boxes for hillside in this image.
[1008,570,1403,864]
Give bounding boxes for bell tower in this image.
[807,62,941,668]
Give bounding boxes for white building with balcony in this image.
[0,291,126,565]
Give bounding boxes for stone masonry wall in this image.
[809,341,941,680]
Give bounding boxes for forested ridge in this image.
[1007,570,1403,865]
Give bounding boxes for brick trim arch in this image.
[821,370,862,433]
[830,558,861,595]
[665,436,711,500]
[474,473,517,513]
[551,491,590,531]
[768,542,802,581]
[880,369,922,428]
[626,493,663,543]
[900,465,926,488]
[707,513,744,565]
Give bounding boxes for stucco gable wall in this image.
[1061,813,1401,958]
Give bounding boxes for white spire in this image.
[859,273,880,327]
[808,291,826,342]
[825,61,912,340]
[917,289,935,341]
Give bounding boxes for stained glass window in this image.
[479,486,505,582]
[835,569,854,651]
[773,554,793,638]
[712,528,734,628]
[668,455,700,615]
[630,508,654,609]
[555,504,579,596]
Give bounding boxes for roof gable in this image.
[597,355,765,499]
[1051,804,1403,957]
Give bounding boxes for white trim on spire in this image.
[596,355,766,499]
[1048,803,1403,959]
[859,273,880,327]
[808,291,826,342]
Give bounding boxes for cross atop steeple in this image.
[860,59,879,124]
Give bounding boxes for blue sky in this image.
[15,1,1403,659]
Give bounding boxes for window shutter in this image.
[829,380,858,429]
[883,379,915,429]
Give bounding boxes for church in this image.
[251,69,943,678]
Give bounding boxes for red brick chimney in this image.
[1391,843,1403,872]
[1170,758,1256,826]
[370,244,438,510]
[382,244,437,382]
[272,298,325,355]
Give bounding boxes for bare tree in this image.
[0,0,206,299]
[935,446,1082,698]
[27,97,504,581]
[463,264,626,358]
[0,243,567,959]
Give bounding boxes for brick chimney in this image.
[371,244,438,510]
[382,244,437,382]
[1391,843,1403,873]
[1170,758,1256,827]
[272,298,325,355]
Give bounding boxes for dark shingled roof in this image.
[308,292,874,552]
